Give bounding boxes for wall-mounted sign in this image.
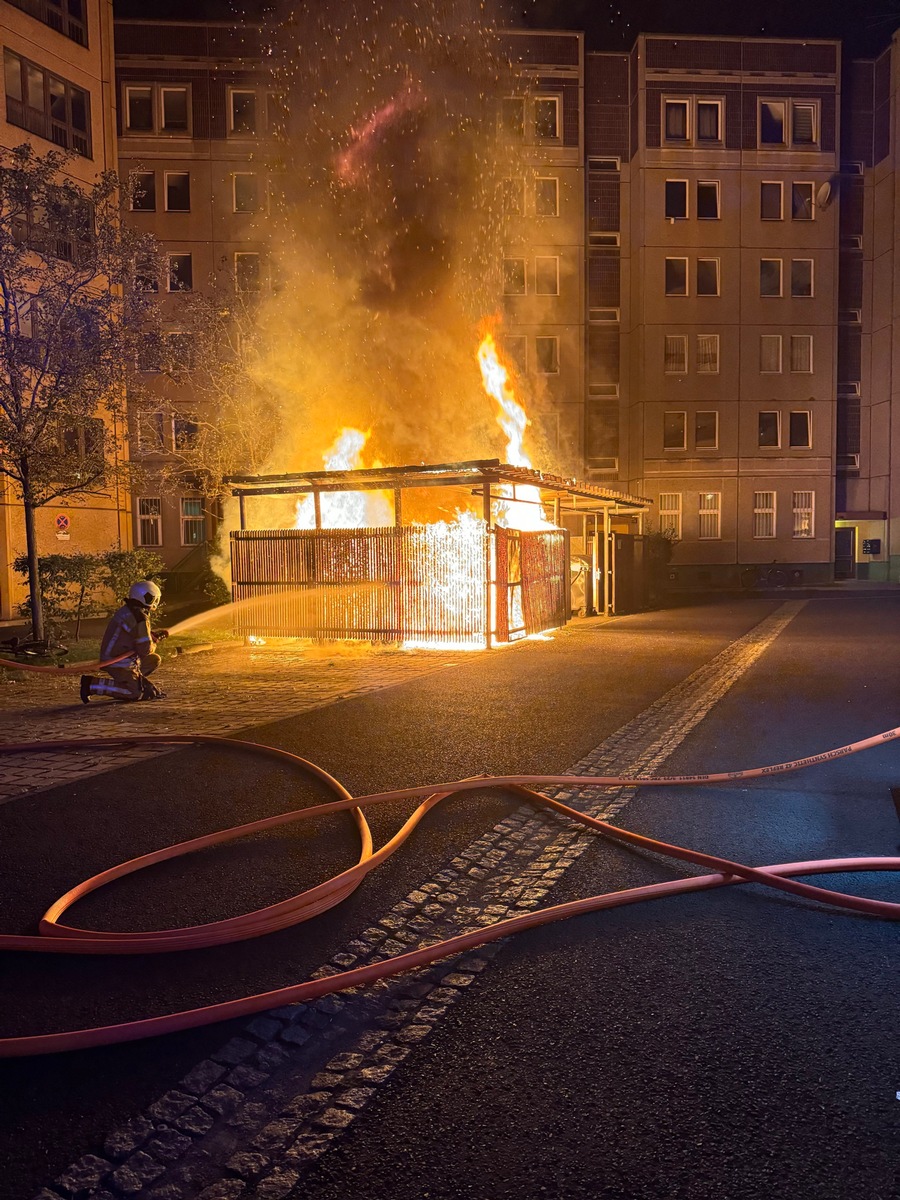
[55,513,70,541]
[862,539,881,555]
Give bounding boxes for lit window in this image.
[534,176,559,216]
[165,171,190,212]
[790,335,813,373]
[792,490,814,537]
[230,89,257,134]
[696,101,721,142]
[664,335,687,374]
[695,412,718,450]
[180,497,205,546]
[665,180,688,220]
[130,171,156,212]
[697,259,719,296]
[760,258,782,297]
[233,173,259,213]
[167,253,193,292]
[664,99,688,141]
[696,333,719,373]
[758,411,781,448]
[659,492,682,539]
[535,256,559,296]
[791,259,813,297]
[138,497,162,546]
[696,181,719,219]
[665,258,688,296]
[760,334,782,373]
[792,182,814,220]
[161,88,188,132]
[698,491,721,538]
[503,257,526,295]
[753,491,776,538]
[760,101,785,145]
[535,336,559,373]
[789,411,812,448]
[792,104,816,145]
[534,95,559,140]
[663,411,686,450]
[760,182,782,220]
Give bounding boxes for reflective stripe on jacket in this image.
[99,604,152,668]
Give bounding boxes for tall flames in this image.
[294,428,393,528]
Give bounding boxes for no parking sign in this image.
[55,513,70,541]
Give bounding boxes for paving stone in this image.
[103,1116,155,1161]
[279,1091,331,1119]
[110,1151,166,1193]
[225,1100,269,1133]
[395,1023,432,1044]
[211,1038,258,1066]
[325,1052,363,1071]
[174,1106,216,1136]
[245,1017,282,1041]
[56,1154,113,1195]
[180,1059,227,1096]
[146,1090,194,1123]
[143,1129,194,1165]
[201,1085,244,1116]
[279,1022,311,1047]
[250,1119,300,1154]
[255,1167,301,1199]
[310,1106,355,1130]
[309,1071,343,1090]
[196,1182,246,1200]
[224,1151,270,1180]
[334,1086,376,1111]
[254,1043,290,1072]
[282,1131,339,1167]
[355,1062,398,1083]
[225,1063,269,1091]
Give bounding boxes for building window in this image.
[180,497,205,546]
[759,101,786,145]
[659,493,682,539]
[61,417,104,464]
[164,171,190,212]
[695,411,719,450]
[792,182,814,220]
[135,410,166,454]
[503,257,526,295]
[791,259,813,297]
[535,336,559,373]
[760,181,783,220]
[698,491,721,538]
[753,491,776,538]
[502,336,526,371]
[502,177,524,215]
[789,410,812,448]
[790,334,813,373]
[696,333,719,374]
[165,331,196,375]
[696,180,719,219]
[137,497,162,546]
[233,173,259,213]
[696,258,719,296]
[124,86,153,132]
[229,89,257,135]
[792,104,817,146]
[500,96,525,138]
[664,335,687,374]
[130,171,156,212]
[235,252,262,292]
[760,334,782,373]
[664,99,689,142]
[534,176,559,216]
[760,258,782,297]
[173,415,199,450]
[534,95,560,140]
[665,180,688,219]
[758,411,781,448]
[4,49,91,157]
[792,490,814,537]
[665,257,688,296]
[535,256,559,296]
[167,253,193,292]
[696,100,721,142]
[161,87,189,132]
[6,0,88,46]
[663,411,687,450]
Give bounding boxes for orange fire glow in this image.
[294,427,393,528]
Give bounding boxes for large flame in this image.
[477,333,554,530]
[294,427,393,528]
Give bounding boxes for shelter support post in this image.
[394,488,402,527]
[603,506,612,617]
[238,494,246,531]
[483,481,492,649]
[313,491,322,531]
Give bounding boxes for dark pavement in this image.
[0,596,898,1199]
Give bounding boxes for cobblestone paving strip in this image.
[0,644,471,804]
[33,603,805,1200]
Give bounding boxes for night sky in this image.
[113,0,900,58]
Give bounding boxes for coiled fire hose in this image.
[0,726,898,1058]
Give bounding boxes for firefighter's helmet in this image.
[127,580,162,612]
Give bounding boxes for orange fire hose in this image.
[0,728,898,1057]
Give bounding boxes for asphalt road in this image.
[1,596,898,1199]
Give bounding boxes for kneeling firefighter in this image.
[80,580,169,703]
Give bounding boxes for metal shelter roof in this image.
[227,459,651,515]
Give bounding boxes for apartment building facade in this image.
[0,0,126,620]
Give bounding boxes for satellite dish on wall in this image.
[817,178,836,210]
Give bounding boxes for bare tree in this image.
[0,143,161,638]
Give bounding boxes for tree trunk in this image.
[22,490,44,642]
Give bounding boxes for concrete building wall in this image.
[0,0,127,620]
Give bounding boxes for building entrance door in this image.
[834,526,856,579]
